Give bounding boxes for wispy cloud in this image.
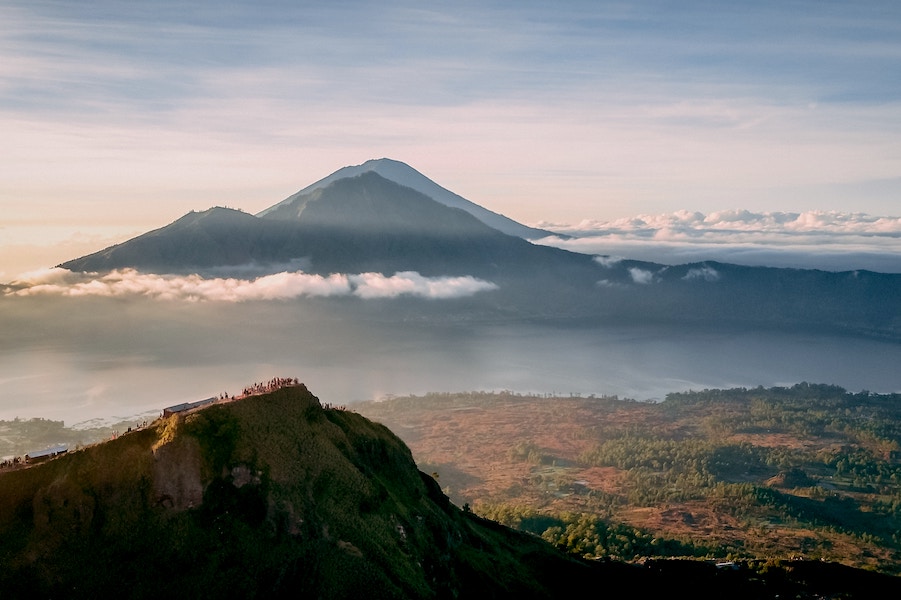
[593,255,624,268]
[350,271,497,299]
[683,266,720,282]
[5,268,498,301]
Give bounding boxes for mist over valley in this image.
[3,293,901,427]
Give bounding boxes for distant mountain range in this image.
[58,159,901,340]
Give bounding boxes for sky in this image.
[3,0,901,278]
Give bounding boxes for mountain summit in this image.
[259,158,555,239]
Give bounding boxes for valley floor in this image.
[356,385,901,574]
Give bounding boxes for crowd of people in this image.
[239,377,300,398]
[0,456,23,469]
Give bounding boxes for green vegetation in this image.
[0,385,608,599]
[358,384,901,574]
[477,505,713,561]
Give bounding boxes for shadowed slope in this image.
[259,171,592,278]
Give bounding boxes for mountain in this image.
[59,171,595,280]
[259,158,556,239]
[1,383,896,599]
[246,170,580,277]
[56,161,901,340]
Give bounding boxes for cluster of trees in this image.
[476,504,714,561]
[507,441,558,465]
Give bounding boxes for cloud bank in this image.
[536,210,901,273]
[4,269,498,302]
[542,209,901,237]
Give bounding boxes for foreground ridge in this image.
[1,382,898,599]
[0,382,601,598]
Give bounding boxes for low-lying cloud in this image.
[683,265,720,282]
[540,209,901,237]
[535,210,901,273]
[4,268,498,301]
[628,268,656,285]
[593,255,624,268]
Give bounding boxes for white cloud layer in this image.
[542,209,901,236]
[628,268,656,285]
[536,210,901,273]
[4,269,498,301]
[683,266,720,282]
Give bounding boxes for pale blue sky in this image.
[2,0,901,276]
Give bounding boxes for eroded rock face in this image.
[152,435,203,510]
